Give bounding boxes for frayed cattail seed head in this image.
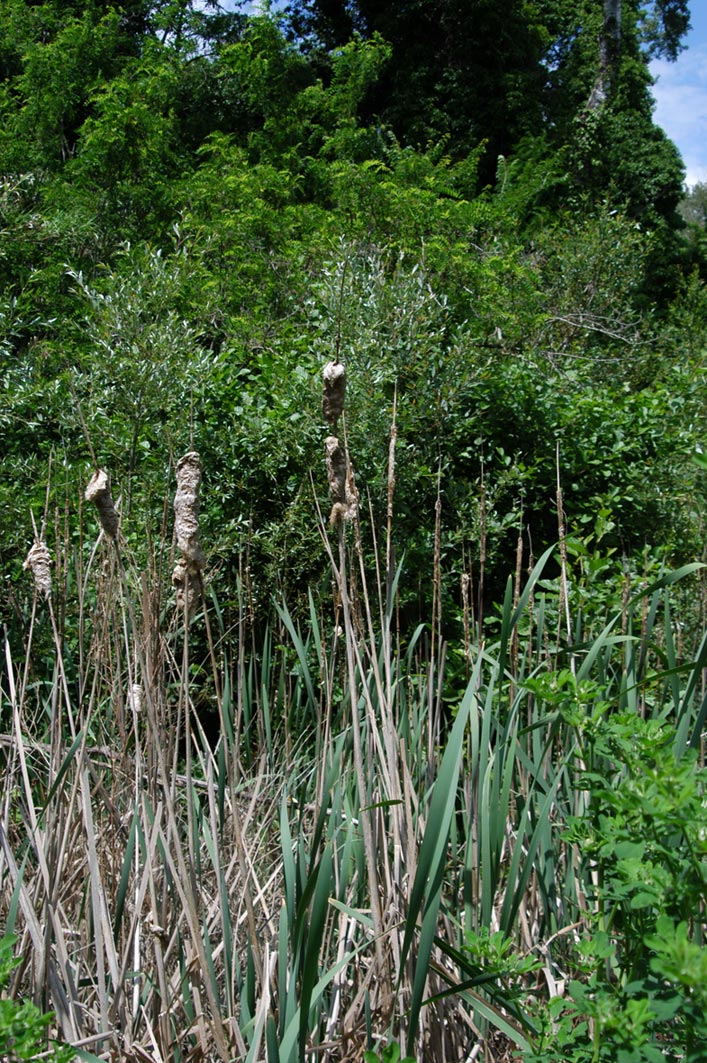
[173,451,204,618]
[172,557,202,618]
[343,462,359,524]
[325,435,359,527]
[128,683,143,715]
[85,469,119,539]
[322,361,346,428]
[174,451,204,564]
[326,436,346,504]
[24,541,52,598]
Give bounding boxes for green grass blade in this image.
[400,680,472,1051]
[276,600,317,711]
[113,806,138,942]
[298,845,334,1063]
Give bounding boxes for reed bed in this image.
[2,404,706,1063]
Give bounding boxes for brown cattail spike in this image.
[172,558,202,618]
[173,451,204,618]
[325,435,359,527]
[128,683,143,715]
[24,541,52,598]
[322,361,346,428]
[174,451,204,564]
[85,469,119,539]
[343,462,359,525]
[325,436,346,505]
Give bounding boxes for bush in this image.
[0,934,74,1063]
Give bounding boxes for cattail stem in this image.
[556,443,574,674]
[320,357,390,1015]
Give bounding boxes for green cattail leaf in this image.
[217,739,227,831]
[276,600,317,711]
[279,921,370,1063]
[480,755,494,928]
[327,898,374,929]
[244,938,256,1022]
[261,680,273,758]
[280,796,296,928]
[113,806,139,941]
[663,595,681,715]
[202,920,220,1014]
[308,589,323,672]
[499,766,564,934]
[38,729,85,822]
[178,929,195,1024]
[5,848,29,938]
[400,677,472,1043]
[298,845,334,1063]
[576,626,629,681]
[629,562,703,604]
[266,1014,281,1063]
[219,867,234,1012]
[407,878,443,1048]
[221,669,234,747]
[278,905,291,1042]
[457,988,532,1051]
[497,575,515,682]
[678,627,707,754]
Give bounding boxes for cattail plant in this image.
[84,468,119,540]
[320,354,391,1022]
[172,450,204,616]
[322,359,358,526]
[23,540,52,598]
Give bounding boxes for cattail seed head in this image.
[172,557,202,618]
[128,683,143,715]
[343,464,359,524]
[173,451,204,617]
[322,361,346,428]
[174,451,204,564]
[325,436,346,505]
[85,469,119,539]
[325,435,358,527]
[23,541,52,598]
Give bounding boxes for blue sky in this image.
[650,3,707,188]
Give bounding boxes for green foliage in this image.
[363,1043,415,1063]
[69,242,213,462]
[680,181,707,229]
[0,934,74,1063]
[526,705,707,1063]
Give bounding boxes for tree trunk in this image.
[587,0,622,109]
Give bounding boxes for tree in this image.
[285,0,689,223]
[641,0,691,59]
[680,182,707,228]
[587,0,623,110]
[287,0,550,177]
[0,0,247,171]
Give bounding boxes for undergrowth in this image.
[1,385,706,1063]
